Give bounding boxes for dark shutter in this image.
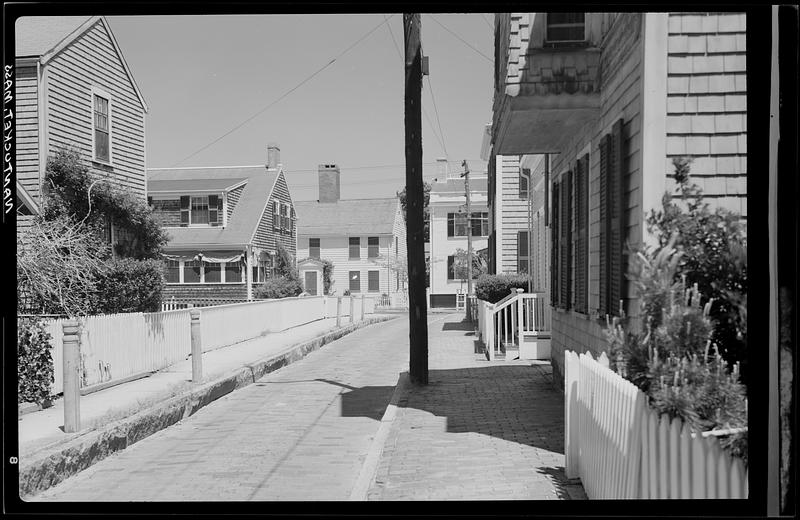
[561,171,573,310]
[447,213,454,237]
[180,196,190,227]
[599,135,609,317]
[208,194,219,226]
[273,201,280,230]
[551,181,560,307]
[574,154,589,314]
[519,169,530,198]
[609,119,624,316]
[447,255,454,280]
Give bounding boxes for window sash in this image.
[309,238,320,259]
[93,94,110,162]
[546,13,586,42]
[368,271,380,292]
[190,196,209,225]
[225,261,242,283]
[184,261,201,283]
[165,260,180,283]
[368,236,379,258]
[349,237,360,259]
[519,170,530,199]
[349,271,361,292]
[447,213,469,237]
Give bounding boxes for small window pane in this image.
[368,236,379,258]
[225,261,242,283]
[349,271,361,292]
[205,263,221,283]
[191,196,209,225]
[184,260,201,283]
[368,271,380,292]
[349,237,360,259]
[165,260,180,283]
[310,238,320,259]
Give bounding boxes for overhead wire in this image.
[428,15,494,64]
[170,15,396,168]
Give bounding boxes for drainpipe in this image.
[246,245,253,301]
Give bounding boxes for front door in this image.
[304,271,317,295]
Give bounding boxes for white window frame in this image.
[90,86,113,166]
[543,13,588,45]
[167,259,246,284]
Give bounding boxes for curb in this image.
[18,315,399,499]
[348,371,410,501]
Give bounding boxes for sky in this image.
[106,14,495,202]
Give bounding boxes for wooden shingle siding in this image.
[253,171,296,259]
[151,199,181,227]
[45,21,146,197]
[15,65,40,204]
[665,12,746,217]
[226,184,244,221]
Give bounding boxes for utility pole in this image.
[461,160,474,313]
[404,13,428,385]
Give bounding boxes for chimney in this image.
[318,164,340,203]
[436,157,449,179]
[267,143,280,169]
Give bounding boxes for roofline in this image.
[147,179,248,194]
[37,16,148,113]
[16,181,40,214]
[296,231,395,237]
[162,242,250,250]
[248,167,283,244]
[148,164,268,171]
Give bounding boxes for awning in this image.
[161,251,244,263]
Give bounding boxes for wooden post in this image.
[462,159,473,318]
[516,288,524,346]
[360,293,365,321]
[190,309,202,382]
[62,319,81,433]
[349,295,355,324]
[405,13,428,385]
[336,296,342,327]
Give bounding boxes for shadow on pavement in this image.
[536,466,588,500]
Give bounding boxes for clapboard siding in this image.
[45,20,146,198]
[252,170,296,259]
[665,12,747,217]
[497,154,534,274]
[14,65,40,204]
[520,153,550,298]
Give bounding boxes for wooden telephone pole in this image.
[462,160,474,310]
[404,13,428,385]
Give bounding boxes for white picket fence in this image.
[39,295,376,395]
[564,350,748,499]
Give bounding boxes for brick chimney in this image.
[267,143,280,169]
[436,157,449,179]
[318,164,340,203]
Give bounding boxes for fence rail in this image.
[36,295,377,396]
[564,349,748,499]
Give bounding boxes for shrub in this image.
[18,318,55,404]
[93,258,165,313]
[255,275,303,299]
[474,274,530,303]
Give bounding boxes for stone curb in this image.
[18,315,399,499]
[348,370,409,501]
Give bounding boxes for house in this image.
[294,164,407,301]
[14,16,148,230]
[147,143,297,303]
[428,159,489,308]
[490,12,747,385]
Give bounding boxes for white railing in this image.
[37,295,377,396]
[476,289,552,361]
[564,350,748,499]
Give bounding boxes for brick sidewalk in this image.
[367,313,587,501]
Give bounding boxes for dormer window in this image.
[179,194,223,227]
[545,13,586,45]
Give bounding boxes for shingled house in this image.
[294,164,406,302]
[147,144,297,303]
[14,16,148,231]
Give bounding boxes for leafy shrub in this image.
[474,274,530,303]
[18,318,55,404]
[93,258,165,313]
[322,259,334,295]
[255,275,303,299]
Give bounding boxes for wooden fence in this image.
[564,350,748,499]
[39,295,376,396]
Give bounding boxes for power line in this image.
[428,15,494,64]
[170,15,395,168]
[383,15,448,157]
[425,75,449,159]
[481,14,494,30]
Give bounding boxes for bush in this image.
[93,258,165,313]
[255,275,303,299]
[18,318,55,404]
[474,274,529,303]
[322,259,334,295]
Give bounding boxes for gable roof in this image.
[148,178,247,193]
[147,166,281,249]
[294,198,399,236]
[16,181,40,215]
[15,16,148,112]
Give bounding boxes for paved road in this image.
[33,316,414,501]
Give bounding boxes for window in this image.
[225,261,242,283]
[447,255,456,280]
[518,231,530,274]
[273,200,280,230]
[349,237,360,259]
[470,212,489,237]
[165,260,180,283]
[309,238,320,259]
[368,237,379,258]
[545,13,586,44]
[191,196,209,225]
[251,264,259,284]
[349,271,361,293]
[184,260,201,283]
[179,195,222,227]
[447,213,468,237]
[93,92,110,163]
[368,271,380,292]
[519,169,530,199]
[204,262,221,283]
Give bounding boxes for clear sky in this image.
[106,14,495,202]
